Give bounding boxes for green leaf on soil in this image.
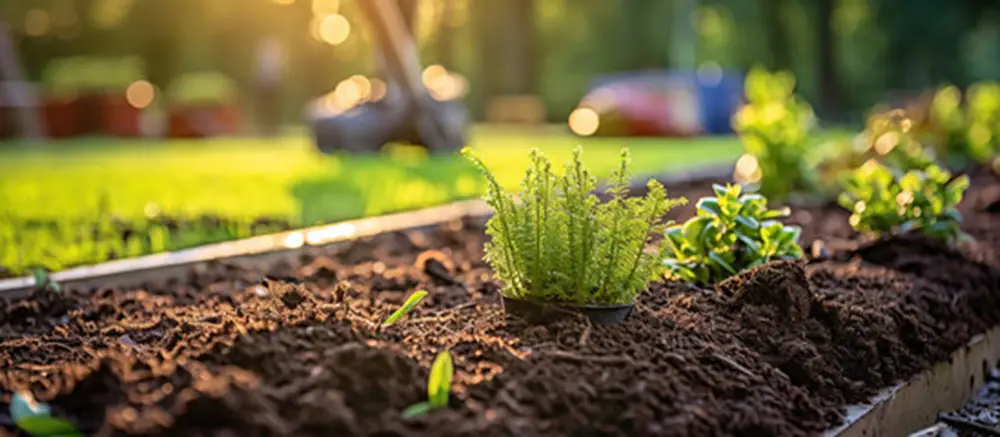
[401,401,434,418]
[428,350,453,408]
[381,290,428,328]
[401,350,454,418]
[16,417,82,437]
[10,392,81,437]
[28,267,61,293]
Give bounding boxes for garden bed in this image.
[1,167,1000,436]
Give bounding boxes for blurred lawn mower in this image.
[568,67,744,137]
[308,0,468,154]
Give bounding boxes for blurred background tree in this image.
[2,0,999,125]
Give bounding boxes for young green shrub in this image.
[731,68,821,201]
[865,109,938,172]
[926,85,970,169]
[403,350,453,418]
[966,81,1000,163]
[818,109,937,191]
[838,160,970,242]
[661,184,803,284]
[917,82,999,169]
[463,146,686,305]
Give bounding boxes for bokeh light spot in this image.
[348,75,372,101]
[126,80,156,109]
[697,61,723,86]
[318,14,350,45]
[334,79,361,108]
[422,65,448,87]
[733,153,762,184]
[568,107,600,136]
[369,78,387,101]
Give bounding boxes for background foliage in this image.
[3,0,1000,123]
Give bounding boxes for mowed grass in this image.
[0,126,744,274]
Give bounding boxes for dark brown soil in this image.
[2,169,1000,436]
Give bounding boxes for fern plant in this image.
[661,184,803,284]
[838,160,970,242]
[463,146,686,305]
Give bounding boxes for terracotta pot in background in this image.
[42,97,85,138]
[99,94,142,137]
[167,104,241,138]
[0,109,11,140]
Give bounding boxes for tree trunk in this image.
[0,19,44,140]
[671,0,698,69]
[816,0,843,118]
[437,0,454,67]
[504,0,536,94]
[623,0,650,69]
[760,0,792,71]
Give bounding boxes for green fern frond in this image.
[465,146,685,305]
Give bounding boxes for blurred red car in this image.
[569,68,745,137]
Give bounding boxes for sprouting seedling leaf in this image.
[402,350,453,418]
[427,350,453,407]
[16,417,81,437]
[381,290,428,328]
[10,392,81,437]
[28,267,61,293]
[401,401,434,418]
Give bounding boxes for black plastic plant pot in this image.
[500,295,634,326]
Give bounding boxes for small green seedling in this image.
[10,392,81,437]
[662,184,803,284]
[381,290,428,328]
[463,146,685,305]
[838,160,970,242]
[28,267,61,293]
[403,350,453,418]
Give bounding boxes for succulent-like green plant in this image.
[838,160,970,242]
[731,68,821,201]
[661,184,803,284]
[463,146,686,305]
[403,350,453,418]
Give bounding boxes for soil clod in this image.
[719,260,813,322]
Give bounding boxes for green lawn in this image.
[0,126,744,275]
